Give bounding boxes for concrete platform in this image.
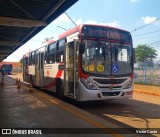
[0,74,141,137]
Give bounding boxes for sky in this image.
[4,0,160,62]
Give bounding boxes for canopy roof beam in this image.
[0,16,47,27]
[0,40,22,46]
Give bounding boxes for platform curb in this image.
[134,89,160,96]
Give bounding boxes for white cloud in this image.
[105,21,120,27]
[51,14,121,28]
[85,20,98,25]
[75,19,120,27]
[141,16,157,24]
[130,0,140,2]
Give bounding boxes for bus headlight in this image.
[123,80,133,89]
[80,78,98,90]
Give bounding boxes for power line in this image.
[151,44,160,47]
[64,12,80,33]
[133,35,160,40]
[57,26,67,31]
[136,40,160,48]
[132,29,160,37]
[149,40,160,46]
[64,12,77,27]
[130,18,160,33]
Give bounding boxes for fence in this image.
[12,67,22,73]
[134,63,160,86]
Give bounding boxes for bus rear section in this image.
[23,47,45,87]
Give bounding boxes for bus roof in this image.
[25,24,131,55]
[58,24,131,40]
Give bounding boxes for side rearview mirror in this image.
[79,41,85,54]
[133,48,136,63]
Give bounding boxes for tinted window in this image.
[58,39,65,51]
[48,42,56,53]
[29,51,36,65]
[47,53,55,64]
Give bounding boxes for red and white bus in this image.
[23,24,134,101]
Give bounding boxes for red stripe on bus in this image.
[44,70,62,88]
[130,73,134,79]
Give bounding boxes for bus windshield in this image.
[82,39,133,76]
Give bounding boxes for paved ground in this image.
[0,74,141,137]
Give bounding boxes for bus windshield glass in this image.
[82,39,133,76]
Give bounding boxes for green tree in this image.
[135,44,158,76]
[19,58,23,68]
[136,44,157,63]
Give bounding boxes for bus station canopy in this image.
[0,0,78,61]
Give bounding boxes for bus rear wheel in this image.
[56,79,64,98]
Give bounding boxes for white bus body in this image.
[23,24,133,101]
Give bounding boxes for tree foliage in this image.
[19,58,23,68]
[135,44,157,63]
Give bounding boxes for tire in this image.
[56,79,64,98]
[30,75,35,88]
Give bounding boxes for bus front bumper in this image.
[77,84,133,101]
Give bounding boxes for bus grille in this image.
[102,91,121,96]
[93,78,127,84]
[99,86,122,89]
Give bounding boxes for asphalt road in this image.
[78,92,160,130]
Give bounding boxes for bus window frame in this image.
[56,38,66,63]
[29,51,36,66]
[46,42,57,64]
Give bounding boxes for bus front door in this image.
[22,56,29,83]
[35,51,44,87]
[64,40,78,99]
[39,52,44,87]
[35,50,40,86]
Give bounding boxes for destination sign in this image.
[82,25,132,42]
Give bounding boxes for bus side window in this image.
[31,52,35,65]
[41,53,44,69]
[44,46,48,64]
[29,53,31,65]
[57,39,65,51]
[47,54,55,64]
[56,39,65,62]
[56,51,64,62]
[24,57,28,67]
[47,42,56,64]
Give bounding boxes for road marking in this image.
[50,99,123,137]
[50,99,58,104]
